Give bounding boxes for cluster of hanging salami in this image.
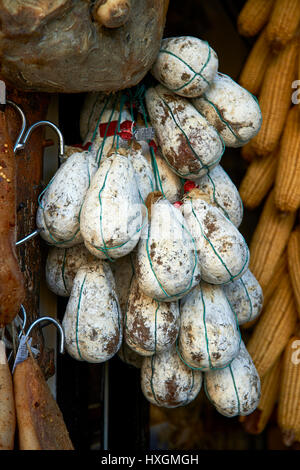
[41,36,263,418]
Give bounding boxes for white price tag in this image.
[12,335,39,373]
[134,127,155,141]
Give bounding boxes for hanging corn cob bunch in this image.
[237,0,300,446]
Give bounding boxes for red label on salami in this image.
[149,140,158,153]
[99,120,135,140]
[184,181,197,193]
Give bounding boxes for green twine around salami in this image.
[37,148,94,246]
[195,73,262,146]
[61,248,68,294]
[75,270,121,361]
[38,176,81,246]
[86,160,148,263]
[175,283,241,372]
[94,94,119,166]
[240,277,254,323]
[122,258,135,365]
[75,274,87,360]
[201,95,246,145]
[85,93,108,144]
[144,204,198,302]
[84,92,147,261]
[229,364,241,415]
[203,365,241,417]
[137,93,167,198]
[204,168,244,224]
[150,302,160,405]
[223,291,242,349]
[159,41,212,93]
[154,88,225,178]
[206,172,232,221]
[150,301,196,407]
[225,276,254,325]
[187,196,249,282]
[126,91,155,203]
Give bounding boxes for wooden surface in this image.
[6,88,51,372]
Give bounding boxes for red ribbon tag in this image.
[149,140,158,154]
[99,120,135,140]
[184,181,197,193]
[118,120,135,140]
[173,201,183,208]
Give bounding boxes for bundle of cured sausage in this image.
[42,36,263,418]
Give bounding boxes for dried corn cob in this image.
[251,37,298,157]
[239,149,278,209]
[249,190,296,290]
[247,272,297,377]
[237,0,275,37]
[263,250,288,307]
[274,106,300,212]
[277,336,300,445]
[239,28,273,95]
[266,0,300,51]
[241,141,256,163]
[287,228,300,318]
[240,356,281,434]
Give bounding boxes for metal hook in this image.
[6,100,27,153]
[5,100,64,158]
[12,117,65,247]
[25,316,64,354]
[16,228,43,247]
[14,120,64,160]
[6,304,27,363]
[17,304,27,335]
